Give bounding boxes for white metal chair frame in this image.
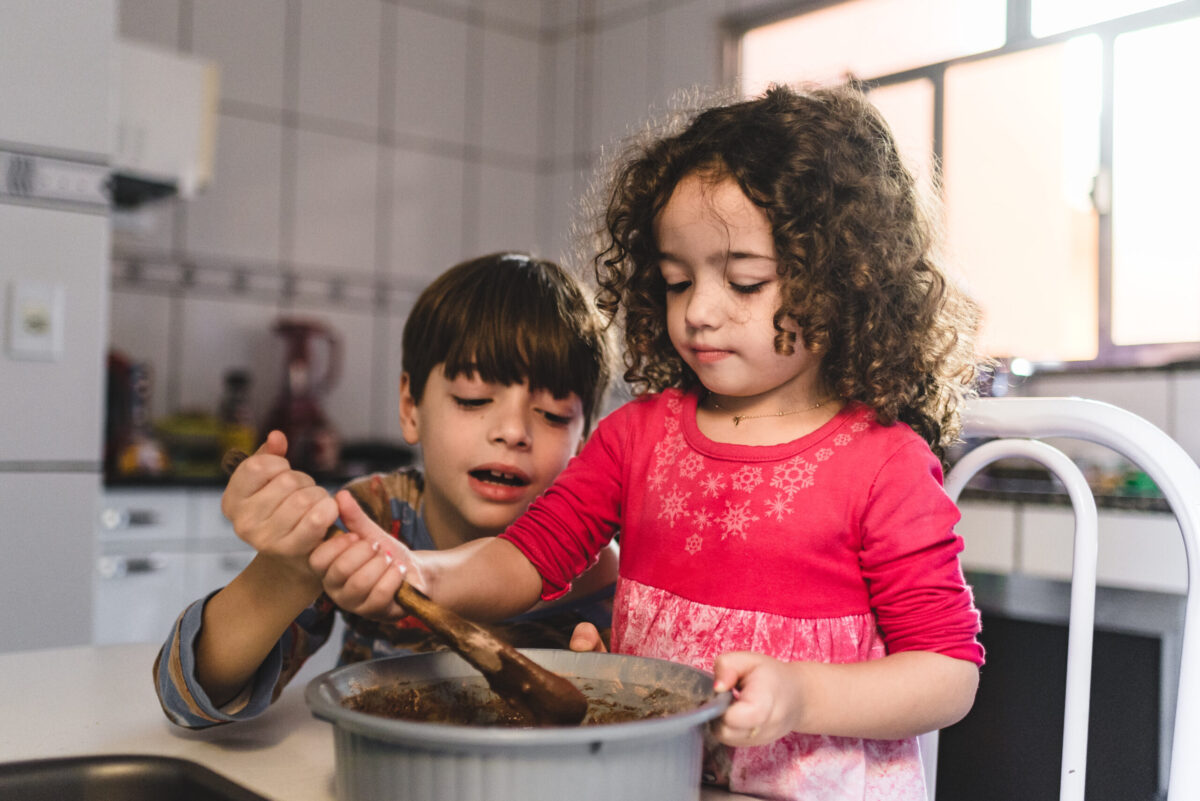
[920,397,1200,801]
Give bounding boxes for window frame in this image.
[725,0,1200,372]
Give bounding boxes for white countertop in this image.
[0,643,755,800]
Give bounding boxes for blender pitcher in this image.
[264,317,342,475]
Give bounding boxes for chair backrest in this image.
[920,397,1200,801]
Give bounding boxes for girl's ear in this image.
[398,373,420,445]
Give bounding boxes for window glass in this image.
[942,38,1102,361]
[1032,0,1180,37]
[867,78,936,203]
[1111,17,1200,345]
[740,0,1005,93]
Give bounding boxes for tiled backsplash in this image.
[109,0,1200,471]
[109,0,746,447]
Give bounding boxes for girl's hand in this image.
[221,430,339,583]
[568,622,609,653]
[308,489,416,621]
[711,651,803,747]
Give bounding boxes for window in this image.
[735,0,1200,368]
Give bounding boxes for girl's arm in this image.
[711,649,979,745]
[193,432,340,706]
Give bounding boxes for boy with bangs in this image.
[154,252,617,728]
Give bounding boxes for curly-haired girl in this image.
[315,83,985,801]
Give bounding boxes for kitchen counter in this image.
[0,643,756,800]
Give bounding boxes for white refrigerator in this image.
[0,1,115,651]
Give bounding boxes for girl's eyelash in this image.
[664,281,691,293]
[731,281,768,294]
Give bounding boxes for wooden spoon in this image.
[393,582,588,726]
[221,448,589,726]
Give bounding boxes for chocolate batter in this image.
[343,676,697,727]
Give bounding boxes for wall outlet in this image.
[7,281,65,361]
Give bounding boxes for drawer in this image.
[1019,506,1187,594]
[97,489,188,544]
[957,500,1017,574]
[93,551,187,645]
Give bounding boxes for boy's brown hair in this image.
[592,83,980,457]
[401,252,611,433]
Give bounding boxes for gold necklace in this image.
[708,395,829,426]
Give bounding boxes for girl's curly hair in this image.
[592,83,981,458]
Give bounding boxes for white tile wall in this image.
[392,6,470,146]
[192,0,287,111]
[655,0,731,110]
[550,31,581,161]
[109,290,174,419]
[388,148,468,280]
[477,163,539,256]
[478,0,545,30]
[592,16,652,155]
[296,0,383,130]
[480,27,543,161]
[183,114,284,265]
[118,0,181,49]
[177,295,282,422]
[291,129,380,277]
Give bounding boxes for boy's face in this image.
[399,366,586,547]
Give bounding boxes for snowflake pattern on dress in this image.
[658,485,691,525]
[678,451,705,480]
[764,492,792,522]
[731,464,764,493]
[770,455,817,497]
[700,473,727,497]
[719,499,760,539]
[646,399,875,557]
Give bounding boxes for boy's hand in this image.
[308,489,414,621]
[710,651,802,747]
[222,430,339,582]
[568,622,609,653]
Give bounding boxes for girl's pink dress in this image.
[503,389,984,800]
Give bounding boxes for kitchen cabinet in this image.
[0,1,113,158]
[94,488,254,645]
[958,499,1187,594]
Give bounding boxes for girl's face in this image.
[399,366,585,547]
[654,173,824,407]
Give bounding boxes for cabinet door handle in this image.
[97,554,169,578]
[99,508,162,530]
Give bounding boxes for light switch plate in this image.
[7,280,65,361]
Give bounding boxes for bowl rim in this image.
[304,648,732,749]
